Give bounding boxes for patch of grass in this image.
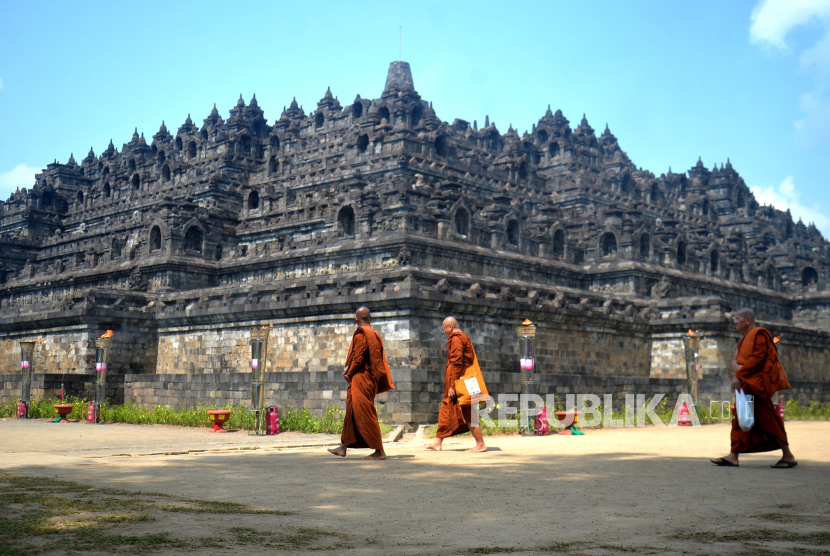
[280,405,344,434]
[756,512,794,522]
[159,500,293,515]
[0,396,89,421]
[230,526,351,549]
[198,535,228,547]
[46,529,191,552]
[471,547,519,554]
[470,542,587,554]
[538,541,586,552]
[785,400,830,421]
[739,550,830,556]
[673,528,830,545]
[0,469,308,555]
[1,397,351,434]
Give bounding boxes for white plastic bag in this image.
[735,389,755,432]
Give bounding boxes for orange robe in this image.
[341,325,394,450]
[436,330,475,439]
[731,327,791,454]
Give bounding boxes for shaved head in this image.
[734,307,756,334]
[355,306,371,325]
[442,316,459,337]
[736,307,756,321]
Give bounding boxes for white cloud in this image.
[750,0,830,50]
[751,176,830,238]
[0,163,40,201]
[751,0,830,148]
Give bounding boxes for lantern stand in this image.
[516,319,537,436]
[17,339,37,419]
[248,327,270,435]
[86,334,112,424]
[682,330,703,407]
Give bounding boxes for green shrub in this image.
[784,399,830,420]
[0,397,350,433]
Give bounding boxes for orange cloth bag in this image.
[454,347,488,406]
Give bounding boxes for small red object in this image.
[84,401,100,423]
[778,399,785,421]
[678,402,692,426]
[265,406,280,435]
[16,400,28,419]
[533,406,549,436]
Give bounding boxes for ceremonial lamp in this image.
[682,329,703,406]
[17,339,38,419]
[248,325,271,434]
[85,330,113,423]
[516,319,537,436]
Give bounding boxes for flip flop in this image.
[771,460,798,469]
[710,458,739,467]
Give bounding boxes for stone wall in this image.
[0,323,157,376]
[153,317,414,380]
[0,327,94,375]
[2,293,829,423]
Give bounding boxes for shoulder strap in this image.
[345,327,364,368]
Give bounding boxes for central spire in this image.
[383,61,414,95]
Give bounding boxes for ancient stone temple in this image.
[2,62,829,423]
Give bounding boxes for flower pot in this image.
[554,411,584,435]
[53,404,75,423]
[207,410,232,433]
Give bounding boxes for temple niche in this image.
[1,62,829,422]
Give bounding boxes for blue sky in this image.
[1,0,829,238]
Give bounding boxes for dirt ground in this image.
[1,418,828,555]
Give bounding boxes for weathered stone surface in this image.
[1,61,829,422]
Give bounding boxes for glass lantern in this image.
[92,334,112,422]
[516,319,537,436]
[249,327,271,434]
[682,330,701,405]
[19,340,36,418]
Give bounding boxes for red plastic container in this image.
[266,406,280,435]
[533,406,549,436]
[83,401,100,423]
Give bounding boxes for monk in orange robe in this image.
[711,307,796,468]
[424,317,487,453]
[328,306,394,460]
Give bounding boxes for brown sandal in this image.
[771,460,797,469]
[710,458,739,467]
